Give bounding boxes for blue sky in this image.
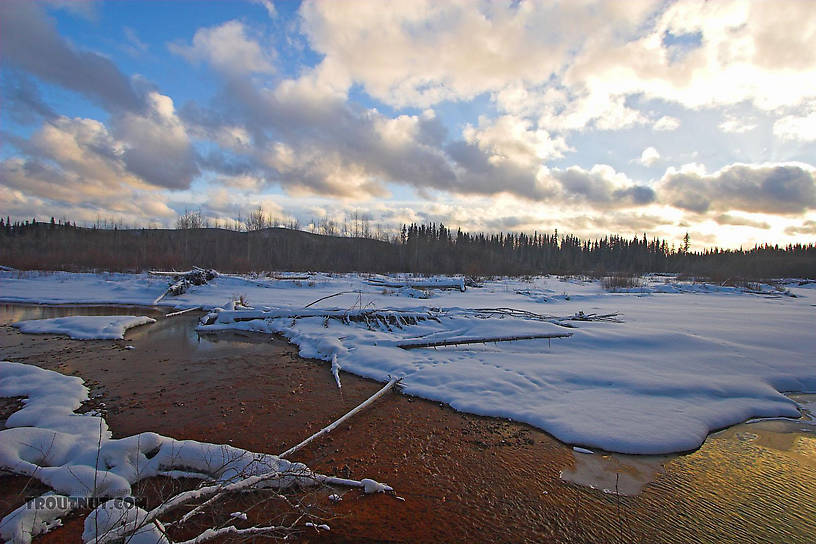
[2,0,815,248]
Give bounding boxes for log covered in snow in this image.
[397,332,573,349]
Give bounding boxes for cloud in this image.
[719,115,757,134]
[299,0,657,109]
[568,1,816,112]
[462,115,571,168]
[111,92,198,190]
[637,146,661,167]
[122,27,149,57]
[714,214,770,229]
[1,71,58,124]
[773,110,816,142]
[175,47,457,199]
[0,1,144,113]
[549,165,657,208]
[298,0,816,131]
[653,116,680,131]
[253,0,277,18]
[169,20,275,76]
[784,220,816,236]
[0,153,175,226]
[660,163,816,214]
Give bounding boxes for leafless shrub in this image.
[601,273,643,292]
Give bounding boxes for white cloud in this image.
[169,20,275,76]
[299,0,658,108]
[637,146,661,167]
[298,0,816,126]
[462,115,571,169]
[719,115,757,134]
[653,116,680,131]
[253,0,277,18]
[569,1,816,112]
[773,110,816,142]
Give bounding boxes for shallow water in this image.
[0,303,276,352]
[2,303,815,543]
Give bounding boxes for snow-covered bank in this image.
[0,362,390,544]
[2,271,815,455]
[13,315,155,340]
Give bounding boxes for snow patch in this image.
[2,271,815,455]
[13,316,155,340]
[0,362,389,543]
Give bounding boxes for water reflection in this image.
[560,398,816,499]
[560,451,669,496]
[0,303,277,353]
[0,303,165,325]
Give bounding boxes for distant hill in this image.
[0,223,398,273]
[1,221,814,278]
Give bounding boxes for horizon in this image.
[2,1,816,251]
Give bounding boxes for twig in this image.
[303,291,357,309]
[175,523,294,544]
[165,306,201,317]
[397,332,572,349]
[280,377,401,458]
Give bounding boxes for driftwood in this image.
[202,308,440,330]
[397,332,573,349]
[152,267,218,304]
[367,277,466,292]
[303,291,358,309]
[165,306,201,317]
[280,376,402,458]
[469,307,620,323]
[268,273,312,281]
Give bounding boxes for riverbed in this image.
[1,303,814,543]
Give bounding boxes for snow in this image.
[2,270,815,455]
[331,353,342,389]
[792,394,816,425]
[82,502,169,544]
[0,494,71,544]
[0,361,389,543]
[13,315,155,340]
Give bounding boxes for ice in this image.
[13,315,155,340]
[2,270,815,455]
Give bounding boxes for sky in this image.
[1,0,815,249]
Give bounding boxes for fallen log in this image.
[152,268,218,304]
[280,376,401,458]
[206,308,440,328]
[154,278,188,304]
[397,332,573,349]
[367,277,466,292]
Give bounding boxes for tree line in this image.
[0,217,813,279]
